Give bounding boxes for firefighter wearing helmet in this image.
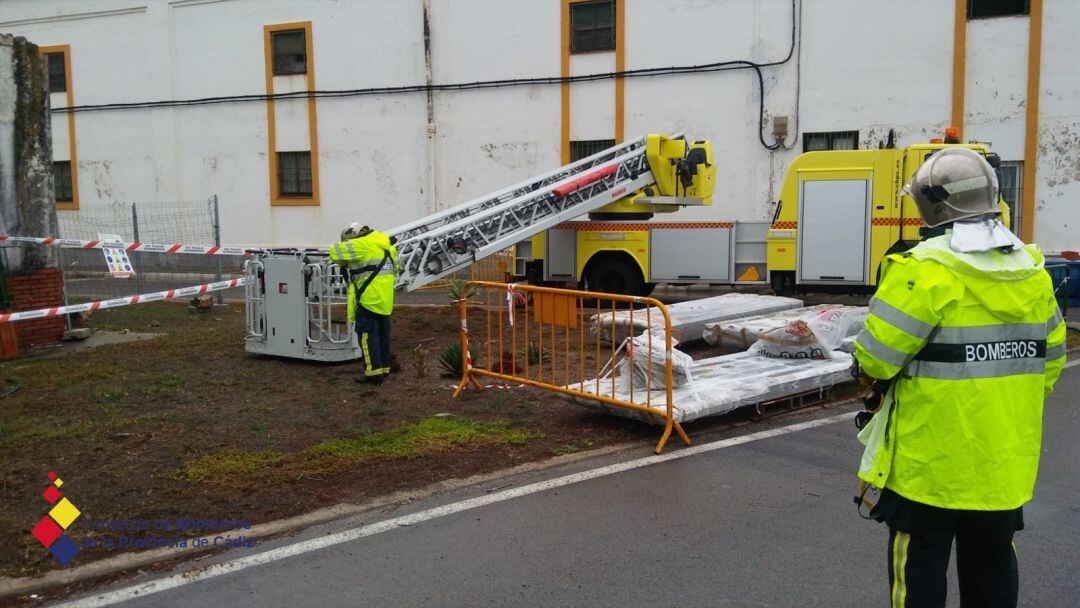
[330,223,399,384]
[853,147,1066,607]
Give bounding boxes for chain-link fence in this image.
[56,196,245,303]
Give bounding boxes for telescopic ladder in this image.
[388,134,666,291]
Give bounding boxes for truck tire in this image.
[770,271,795,297]
[586,256,647,297]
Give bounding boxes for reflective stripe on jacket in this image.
[854,234,1066,510]
[329,231,399,319]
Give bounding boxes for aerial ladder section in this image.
[244,133,715,361]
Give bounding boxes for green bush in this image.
[438,343,465,377]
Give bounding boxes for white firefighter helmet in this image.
[904,147,1000,228]
[340,222,372,241]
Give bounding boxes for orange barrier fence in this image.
[452,281,692,454]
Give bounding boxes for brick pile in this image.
[3,268,66,349]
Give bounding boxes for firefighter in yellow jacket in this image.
[854,148,1066,607]
[330,223,398,384]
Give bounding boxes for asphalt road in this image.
[59,364,1079,608]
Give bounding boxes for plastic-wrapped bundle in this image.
[591,293,803,344]
[748,307,869,359]
[568,351,855,424]
[703,305,868,350]
[612,329,695,392]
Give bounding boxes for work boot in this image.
[355,374,385,385]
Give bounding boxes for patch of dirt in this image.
[0,297,852,584]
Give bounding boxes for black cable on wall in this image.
[52,1,798,151]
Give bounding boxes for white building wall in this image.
[0,0,1076,251]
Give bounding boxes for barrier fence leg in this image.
[453,294,482,398]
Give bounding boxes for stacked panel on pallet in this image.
[568,351,854,424]
[591,293,804,344]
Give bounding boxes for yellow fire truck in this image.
[518,131,1005,296]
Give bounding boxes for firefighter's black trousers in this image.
[355,307,391,378]
[874,489,1022,608]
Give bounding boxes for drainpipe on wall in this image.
[423,0,438,213]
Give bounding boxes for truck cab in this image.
[515,136,772,296]
[765,138,997,294]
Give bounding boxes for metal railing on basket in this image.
[452,280,692,454]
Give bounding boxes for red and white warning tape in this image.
[0,234,249,256]
[0,278,246,323]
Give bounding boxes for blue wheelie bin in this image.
[1045,257,1069,318]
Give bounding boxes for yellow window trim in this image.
[40,44,79,211]
[561,0,624,165]
[263,21,320,207]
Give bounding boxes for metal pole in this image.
[212,195,223,304]
[131,203,144,295]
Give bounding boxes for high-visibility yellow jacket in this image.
[855,234,1066,510]
[329,231,398,319]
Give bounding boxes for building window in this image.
[278,151,312,197]
[53,161,73,202]
[968,0,1029,19]
[998,160,1023,229]
[271,30,307,75]
[570,139,616,162]
[803,131,859,153]
[570,0,615,54]
[46,52,66,93]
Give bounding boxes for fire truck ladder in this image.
[390,134,674,291]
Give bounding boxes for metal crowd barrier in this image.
[453,281,691,454]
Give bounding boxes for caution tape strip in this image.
[0,278,246,323]
[0,235,250,256]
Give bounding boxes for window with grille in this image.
[803,131,859,153]
[570,139,616,162]
[968,0,1029,19]
[46,53,66,93]
[53,161,73,202]
[998,160,1023,231]
[570,0,615,54]
[278,152,312,197]
[272,30,307,75]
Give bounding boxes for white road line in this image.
[1064,358,1079,369]
[53,410,858,608]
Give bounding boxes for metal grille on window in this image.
[999,160,1023,232]
[272,30,307,75]
[46,53,66,93]
[968,0,1029,19]
[571,0,615,54]
[570,139,616,162]
[803,131,859,153]
[278,152,312,197]
[53,161,73,202]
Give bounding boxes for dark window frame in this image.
[570,139,617,162]
[803,131,859,153]
[53,161,73,202]
[271,29,307,75]
[570,0,616,54]
[968,0,1029,19]
[277,151,313,197]
[46,52,67,93]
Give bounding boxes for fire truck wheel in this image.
[587,256,646,296]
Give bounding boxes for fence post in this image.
[131,203,144,295]
[212,195,223,304]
